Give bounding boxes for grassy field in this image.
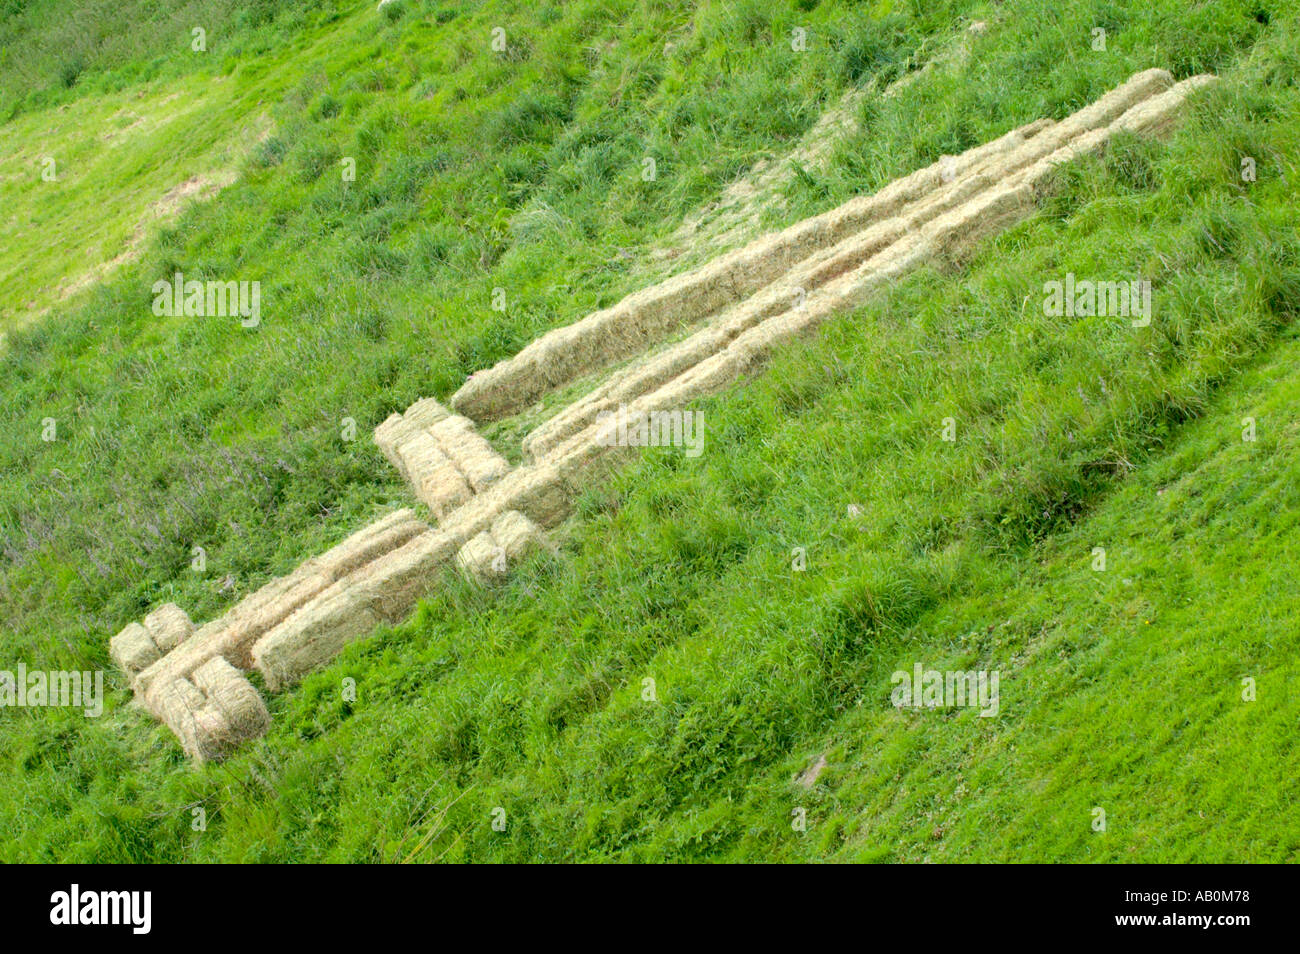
[1,0,1297,862]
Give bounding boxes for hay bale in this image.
[1003,79,1214,199]
[386,429,476,518]
[455,530,501,582]
[455,510,544,583]
[488,463,571,529]
[252,588,384,693]
[110,603,195,678]
[429,415,511,491]
[393,429,448,484]
[373,413,418,476]
[518,89,1154,461]
[402,396,451,429]
[251,530,459,691]
[314,508,428,578]
[150,676,214,760]
[359,529,460,620]
[191,657,270,750]
[522,212,912,460]
[110,622,161,677]
[527,69,1185,465]
[142,603,194,654]
[470,73,1172,432]
[1113,74,1217,138]
[123,69,1212,763]
[923,183,1035,256]
[133,509,427,697]
[538,215,1002,473]
[1041,68,1172,148]
[492,510,542,560]
[417,460,475,519]
[450,115,1062,424]
[151,661,270,763]
[433,461,572,546]
[376,411,462,486]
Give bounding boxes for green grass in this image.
[678,329,1300,863]
[1,0,1297,862]
[0,0,339,121]
[0,74,269,330]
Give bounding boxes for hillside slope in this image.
[1,0,1296,862]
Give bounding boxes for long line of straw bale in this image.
[133,509,427,703]
[524,70,1183,459]
[451,121,1065,423]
